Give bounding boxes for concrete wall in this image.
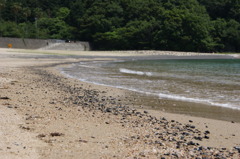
[0,37,91,51]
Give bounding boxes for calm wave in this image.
[61,59,240,110]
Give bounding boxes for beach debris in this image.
[37,134,46,138]
[26,115,42,120]
[234,146,240,152]
[0,96,10,100]
[79,139,88,143]
[50,132,64,137]
[20,125,31,131]
[49,101,56,104]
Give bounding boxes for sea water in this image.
[61,59,240,110]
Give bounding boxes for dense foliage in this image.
[0,0,239,52]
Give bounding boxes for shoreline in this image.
[55,62,240,147]
[46,62,240,149]
[4,48,240,58]
[60,64,240,123]
[1,49,240,158]
[59,57,240,123]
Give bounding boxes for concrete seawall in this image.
[0,37,90,51]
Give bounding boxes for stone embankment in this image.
[0,37,90,51]
[38,42,90,51]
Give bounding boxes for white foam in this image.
[77,64,97,68]
[158,93,240,110]
[120,68,153,76]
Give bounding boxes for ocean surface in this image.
[61,59,240,110]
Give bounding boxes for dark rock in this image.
[187,141,195,145]
[204,135,210,139]
[139,152,146,157]
[105,108,112,113]
[154,141,163,146]
[194,136,202,141]
[204,130,210,134]
[180,136,185,140]
[198,146,203,151]
[190,125,195,129]
[145,135,150,138]
[162,117,166,120]
[182,132,190,136]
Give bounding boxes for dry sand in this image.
[0,49,240,158]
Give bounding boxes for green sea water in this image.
[62,59,240,110]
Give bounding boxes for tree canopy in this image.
[0,0,239,52]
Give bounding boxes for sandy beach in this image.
[0,48,240,158]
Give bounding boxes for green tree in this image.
[152,7,215,52]
[37,17,73,39]
[222,19,240,51]
[212,18,240,52]
[0,21,21,37]
[56,7,70,20]
[11,3,22,23]
[0,0,5,22]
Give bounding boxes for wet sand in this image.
[131,92,240,123]
[0,49,240,158]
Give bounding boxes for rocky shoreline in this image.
[32,64,240,158]
[0,50,239,158]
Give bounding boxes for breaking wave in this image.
[120,68,153,76]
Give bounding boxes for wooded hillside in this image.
[0,0,239,52]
